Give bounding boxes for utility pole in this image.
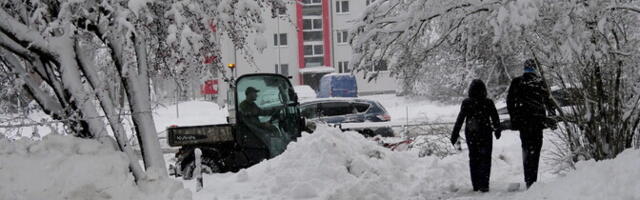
[277,12,282,75]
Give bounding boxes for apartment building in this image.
[217,0,397,98]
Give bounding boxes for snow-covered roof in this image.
[299,97,373,104]
[294,85,317,100]
[324,73,353,77]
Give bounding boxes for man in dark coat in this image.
[451,79,501,192]
[506,59,556,188]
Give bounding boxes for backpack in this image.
[465,99,488,132]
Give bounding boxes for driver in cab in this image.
[239,87,281,129]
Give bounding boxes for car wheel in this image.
[375,128,394,137]
[360,129,375,137]
[181,157,219,180]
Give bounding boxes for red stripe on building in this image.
[296,2,305,84]
[321,0,332,67]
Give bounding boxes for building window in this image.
[275,64,289,76]
[366,0,375,6]
[304,44,323,56]
[338,61,350,73]
[336,30,348,44]
[303,31,323,42]
[273,33,287,46]
[303,18,322,31]
[336,0,349,13]
[304,57,324,67]
[373,60,388,71]
[277,7,286,15]
[302,5,322,16]
[302,0,321,5]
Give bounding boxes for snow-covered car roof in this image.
[294,85,317,100]
[300,97,378,105]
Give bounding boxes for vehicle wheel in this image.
[181,157,220,180]
[360,129,375,137]
[375,128,395,137]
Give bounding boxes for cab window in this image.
[319,102,353,117]
[235,75,300,157]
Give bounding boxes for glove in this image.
[450,134,459,146]
[544,117,558,130]
[494,129,502,139]
[510,118,520,130]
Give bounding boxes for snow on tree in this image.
[351,0,640,162]
[0,0,284,182]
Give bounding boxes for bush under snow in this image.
[0,135,191,200]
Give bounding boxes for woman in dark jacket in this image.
[450,79,501,192]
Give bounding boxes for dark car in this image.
[300,98,394,137]
[497,86,581,129]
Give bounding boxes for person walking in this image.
[506,59,556,189]
[451,79,501,192]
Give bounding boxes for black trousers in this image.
[519,127,543,187]
[466,135,492,191]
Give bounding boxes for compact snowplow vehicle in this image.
[167,74,308,179]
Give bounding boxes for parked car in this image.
[300,98,394,137]
[497,86,581,130]
[317,73,358,98]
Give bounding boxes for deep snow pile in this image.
[0,135,190,200]
[193,126,475,200]
[515,149,640,200]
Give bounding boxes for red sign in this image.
[203,55,217,64]
[202,80,219,95]
[209,22,217,32]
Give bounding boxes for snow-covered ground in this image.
[1,95,639,199]
[0,135,191,200]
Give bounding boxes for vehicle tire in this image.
[360,129,375,137]
[375,128,395,137]
[181,157,220,180]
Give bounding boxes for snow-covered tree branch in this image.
[351,0,640,161]
[0,0,283,183]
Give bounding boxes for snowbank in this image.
[193,125,474,199]
[516,149,640,200]
[0,135,191,200]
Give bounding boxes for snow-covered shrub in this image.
[0,0,285,181]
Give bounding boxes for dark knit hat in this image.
[524,59,538,73]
